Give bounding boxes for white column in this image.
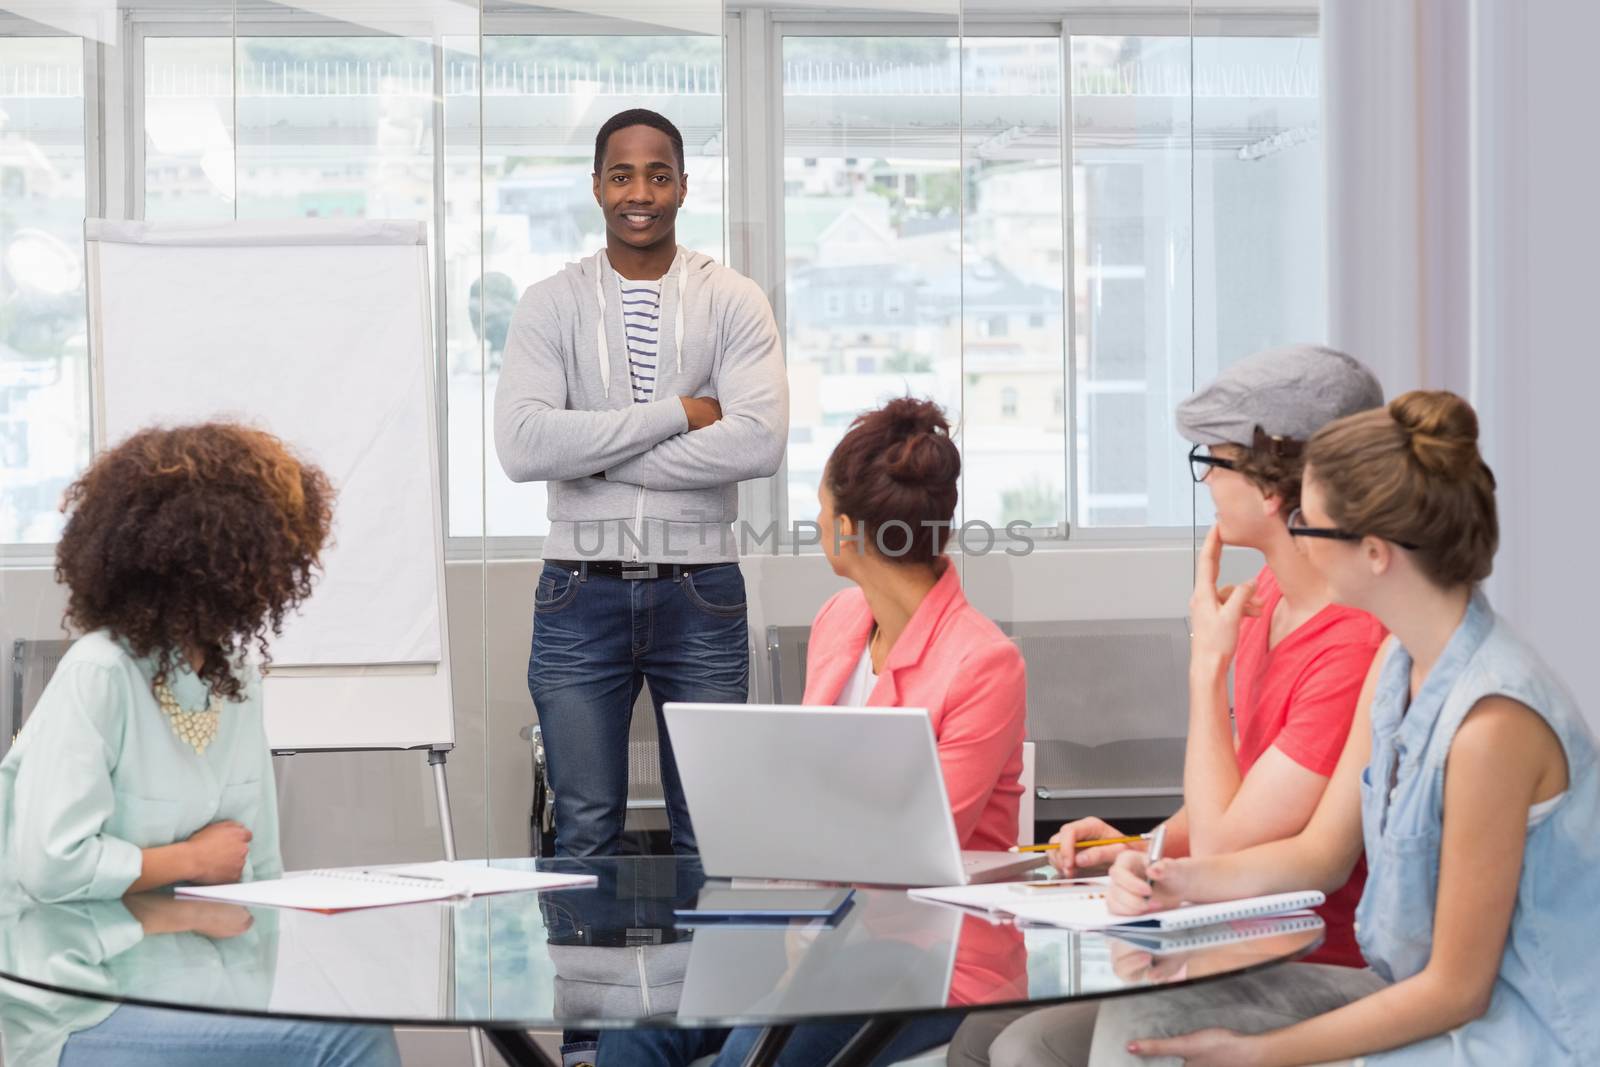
[1327,0,1600,724]
[1323,0,1427,394]
[1471,0,1600,727]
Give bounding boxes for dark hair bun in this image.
[825,395,959,566]
[1389,390,1485,480]
[879,395,949,437]
[879,397,957,486]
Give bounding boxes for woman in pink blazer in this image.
[803,398,1027,852]
[599,398,1028,1067]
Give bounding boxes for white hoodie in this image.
[494,247,789,564]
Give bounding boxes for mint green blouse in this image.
[0,631,281,902]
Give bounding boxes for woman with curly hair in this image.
[0,422,400,1066]
[0,422,333,901]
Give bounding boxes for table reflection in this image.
[0,890,398,1067]
[0,858,1323,1058]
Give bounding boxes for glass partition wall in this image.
[0,0,1324,898]
[0,1,497,875]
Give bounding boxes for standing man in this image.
[495,109,789,860]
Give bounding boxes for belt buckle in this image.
[620,562,658,580]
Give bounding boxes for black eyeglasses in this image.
[1286,508,1421,551]
[1188,444,1237,484]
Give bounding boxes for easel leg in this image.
[429,747,481,1066]
[429,745,458,861]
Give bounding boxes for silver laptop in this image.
[663,702,1042,886]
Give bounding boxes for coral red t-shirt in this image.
[1233,565,1385,969]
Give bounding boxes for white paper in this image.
[177,865,597,912]
[907,877,1110,914]
[178,872,456,911]
[383,861,599,898]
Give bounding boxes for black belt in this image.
[544,559,730,580]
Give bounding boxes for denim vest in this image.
[1357,591,1600,1064]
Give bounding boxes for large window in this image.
[0,14,1321,548]
[1071,34,1323,528]
[781,35,963,526]
[0,35,88,543]
[778,29,1319,535]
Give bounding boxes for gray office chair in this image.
[764,624,810,705]
[1002,617,1190,822]
[6,637,74,761]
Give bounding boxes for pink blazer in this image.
[801,562,1026,853]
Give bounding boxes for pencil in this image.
[1008,834,1147,853]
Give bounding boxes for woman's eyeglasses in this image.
[1286,508,1421,551]
[1188,444,1238,484]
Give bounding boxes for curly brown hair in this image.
[55,423,335,700]
[1232,444,1307,516]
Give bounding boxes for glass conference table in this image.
[0,857,1322,1067]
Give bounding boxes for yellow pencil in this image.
[1008,834,1147,853]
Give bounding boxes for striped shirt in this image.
[621,278,663,405]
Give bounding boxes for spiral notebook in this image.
[909,883,1323,932]
[177,861,597,913]
[1106,914,1324,954]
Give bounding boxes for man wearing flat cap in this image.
[1174,345,1385,961]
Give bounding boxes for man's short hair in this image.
[593,109,685,174]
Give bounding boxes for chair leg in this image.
[738,1024,796,1067]
[823,1018,907,1067]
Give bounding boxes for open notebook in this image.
[177,861,597,913]
[908,880,1324,932]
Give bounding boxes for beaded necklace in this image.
[154,680,221,755]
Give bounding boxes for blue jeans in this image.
[596,1015,965,1067]
[528,561,750,858]
[59,1004,399,1066]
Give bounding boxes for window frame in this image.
[0,17,104,565]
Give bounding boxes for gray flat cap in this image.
[1176,344,1383,450]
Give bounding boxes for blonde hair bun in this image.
[1307,389,1498,587]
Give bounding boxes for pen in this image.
[364,869,447,883]
[1146,823,1167,887]
[1009,834,1148,853]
